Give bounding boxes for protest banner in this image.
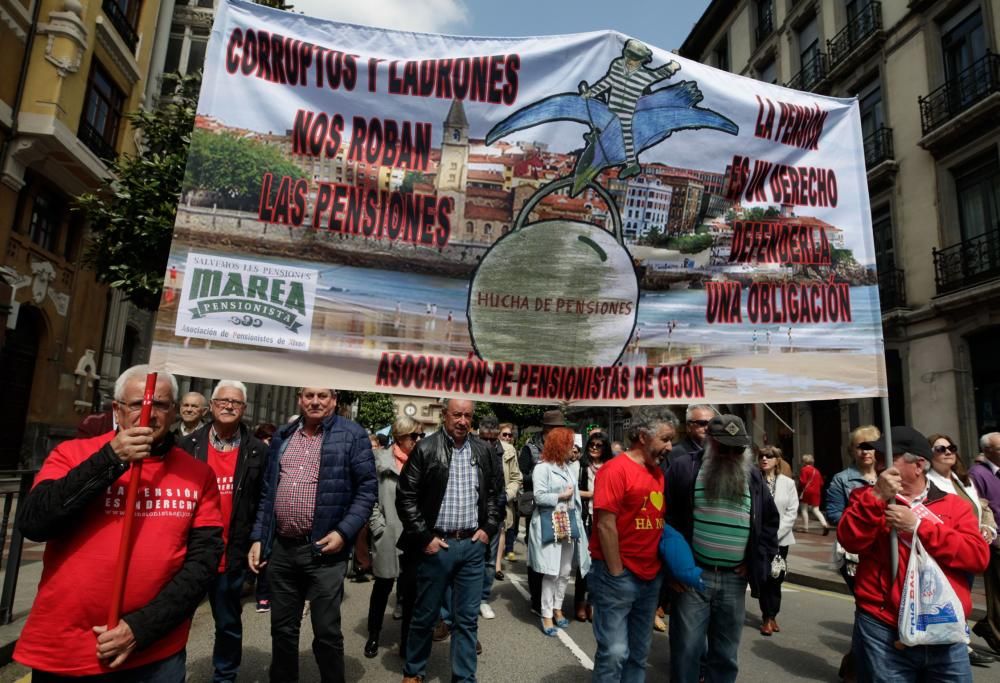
[150,0,888,405]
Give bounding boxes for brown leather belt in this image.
[434,527,478,540]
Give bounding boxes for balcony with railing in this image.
[755,4,775,47]
[933,226,1000,295]
[863,126,893,168]
[78,120,117,163]
[785,52,827,92]
[918,53,1000,153]
[827,2,883,79]
[878,267,906,311]
[102,0,138,52]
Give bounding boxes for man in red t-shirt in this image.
[179,380,266,682]
[14,365,224,681]
[588,406,677,681]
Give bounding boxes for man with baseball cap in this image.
[666,415,779,683]
[839,425,990,681]
[519,409,567,614]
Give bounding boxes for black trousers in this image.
[367,577,396,636]
[397,552,419,652]
[525,508,542,611]
[758,545,789,619]
[268,536,347,683]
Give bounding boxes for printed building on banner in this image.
[679,0,1000,479]
[149,0,886,407]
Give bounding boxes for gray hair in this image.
[114,365,178,402]
[980,432,1000,451]
[899,452,931,472]
[801,453,814,465]
[685,404,716,421]
[441,398,476,412]
[479,414,500,431]
[625,406,680,444]
[213,379,248,401]
[391,415,421,441]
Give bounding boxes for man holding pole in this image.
[249,387,377,683]
[14,365,224,680]
[839,426,990,680]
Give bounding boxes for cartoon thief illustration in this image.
[486,39,739,195]
[579,39,680,179]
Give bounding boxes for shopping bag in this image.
[897,523,969,646]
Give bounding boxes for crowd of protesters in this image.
[12,366,1000,683]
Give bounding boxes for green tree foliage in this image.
[831,247,858,268]
[666,233,715,254]
[355,392,398,431]
[183,129,305,210]
[401,170,429,193]
[77,72,200,310]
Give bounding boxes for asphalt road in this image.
[3,539,999,681]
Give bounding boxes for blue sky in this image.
[291,0,711,49]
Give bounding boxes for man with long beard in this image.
[665,415,779,683]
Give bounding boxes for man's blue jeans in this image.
[208,566,247,682]
[405,537,484,682]
[481,531,501,602]
[31,650,186,682]
[589,559,663,683]
[854,610,972,682]
[669,566,747,683]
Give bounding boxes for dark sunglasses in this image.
[500,432,513,438]
[587,442,605,450]
[758,453,775,459]
[407,432,425,440]
[688,419,711,427]
[932,444,958,454]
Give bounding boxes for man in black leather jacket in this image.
[396,398,503,683]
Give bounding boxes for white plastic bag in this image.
[897,523,969,646]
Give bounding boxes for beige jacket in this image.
[502,442,523,528]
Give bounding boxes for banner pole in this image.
[881,393,897,577]
[106,372,158,628]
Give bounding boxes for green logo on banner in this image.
[188,268,307,333]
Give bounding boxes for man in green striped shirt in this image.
[665,415,779,683]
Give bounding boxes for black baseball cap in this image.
[707,415,750,448]
[860,426,933,460]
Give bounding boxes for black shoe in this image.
[823,526,831,536]
[970,649,994,667]
[476,640,483,655]
[495,570,505,581]
[973,622,1000,654]
[364,635,379,659]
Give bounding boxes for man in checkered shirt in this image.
[396,398,504,683]
[249,388,376,683]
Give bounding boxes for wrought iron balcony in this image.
[933,226,1000,294]
[786,52,827,92]
[102,0,138,53]
[878,267,906,311]
[78,120,117,162]
[827,2,882,68]
[755,4,775,46]
[863,126,893,168]
[919,52,1000,136]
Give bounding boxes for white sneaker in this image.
[480,602,496,619]
[393,602,403,620]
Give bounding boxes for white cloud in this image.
[289,0,470,33]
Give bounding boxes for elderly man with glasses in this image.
[179,380,267,682]
[14,365,224,681]
[666,404,717,468]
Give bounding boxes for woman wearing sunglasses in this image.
[756,445,798,636]
[364,416,424,658]
[926,433,997,669]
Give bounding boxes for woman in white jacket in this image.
[528,427,591,636]
[756,445,798,636]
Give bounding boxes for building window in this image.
[872,204,895,269]
[942,6,986,84]
[28,190,65,253]
[713,37,729,72]
[102,0,141,52]
[797,16,820,72]
[466,221,474,233]
[755,1,774,45]
[954,153,1000,242]
[758,58,777,84]
[858,80,884,140]
[79,62,125,161]
[484,223,493,235]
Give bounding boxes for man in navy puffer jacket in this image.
[249,387,376,683]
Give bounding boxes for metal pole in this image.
[881,394,897,576]
[0,471,35,624]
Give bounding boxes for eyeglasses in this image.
[406,432,425,440]
[212,398,246,408]
[500,432,513,439]
[854,445,875,451]
[758,453,775,459]
[121,400,174,414]
[588,443,604,451]
[688,420,711,427]
[932,444,958,454]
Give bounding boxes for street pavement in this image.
[1,531,998,681]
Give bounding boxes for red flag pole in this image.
[106,372,158,628]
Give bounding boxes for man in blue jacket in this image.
[249,388,377,683]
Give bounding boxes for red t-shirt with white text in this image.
[14,433,223,675]
[207,442,238,571]
[588,454,665,580]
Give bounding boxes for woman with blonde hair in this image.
[826,425,880,591]
[528,426,591,636]
[364,415,424,658]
